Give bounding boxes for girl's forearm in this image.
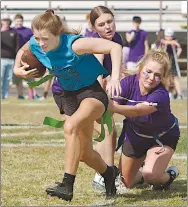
[110,44,122,80]
[113,102,157,117]
[114,104,139,117]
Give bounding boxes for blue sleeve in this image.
[67,34,84,45]
[29,36,52,69]
[66,34,85,58]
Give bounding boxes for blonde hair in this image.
[31,9,80,35]
[137,49,171,85]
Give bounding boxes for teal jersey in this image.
[30,33,108,91]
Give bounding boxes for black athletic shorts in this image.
[53,80,108,116]
[122,134,179,159]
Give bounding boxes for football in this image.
[21,49,46,78]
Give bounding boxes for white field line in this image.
[2,122,187,137]
[1,142,186,160]
[1,131,63,137]
[1,125,44,129]
[1,122,187,129]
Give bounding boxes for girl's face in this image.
[33,29,59,52]
[94,13,116,40]
[165,35,173,41]
[14,18,23,28]
[139,60,164,91]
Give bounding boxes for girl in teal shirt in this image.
[14,9,122,201]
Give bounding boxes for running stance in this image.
[49,6,124,190]
[109,50,180,190]
[14,9,122,201]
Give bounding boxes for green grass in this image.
[1,94,187,206]
[1,127,187,155]
[1,147,187,206]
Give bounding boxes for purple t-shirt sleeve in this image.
[146,87,170,112]
[143,30,148,41]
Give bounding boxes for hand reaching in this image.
[106,79,121,98]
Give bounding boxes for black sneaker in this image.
[152,166,179,191]
[18,95,25,99]
[104,166,117,198]
[46,181,73,201]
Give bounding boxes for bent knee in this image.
[64,119,78,136]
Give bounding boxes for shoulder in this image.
[92,33,100,38]
[147,84,170,109]
[151,84,169,96]
[9,29,19,36]
[127,30,134,34]
[140,30,148,36]
[113,32,123,47]
[120,74,137,87]
[63,33,84,43]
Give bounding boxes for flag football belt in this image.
[132,118,178,154]
[132,120,177,140]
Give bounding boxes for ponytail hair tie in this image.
[45,9,54,14]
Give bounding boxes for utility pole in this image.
[159,0,163,29]
[49,1,51,9]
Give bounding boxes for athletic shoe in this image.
[115,173,129,194]
[92,166,120,193]
[152,166,179,191]
[18,95,25,99]
[92,172,105,192]
[176,94,183,100]
[33,94,41,100]
[46,181,73,201]
[167,166,179,179]
[38,96,46,100]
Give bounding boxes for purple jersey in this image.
[93,32,123,75]
[13,26,33,47]
[115,74,180,143]
[84,28,96,37]
[51,32,123,94]
[127,29,147,62]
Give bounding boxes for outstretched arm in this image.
[109,99,157,117]
[72,37,122,97]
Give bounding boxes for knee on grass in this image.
[142,170,164,184]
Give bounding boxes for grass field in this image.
[1,96,187,206]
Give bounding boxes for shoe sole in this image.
[46,190,72,201]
